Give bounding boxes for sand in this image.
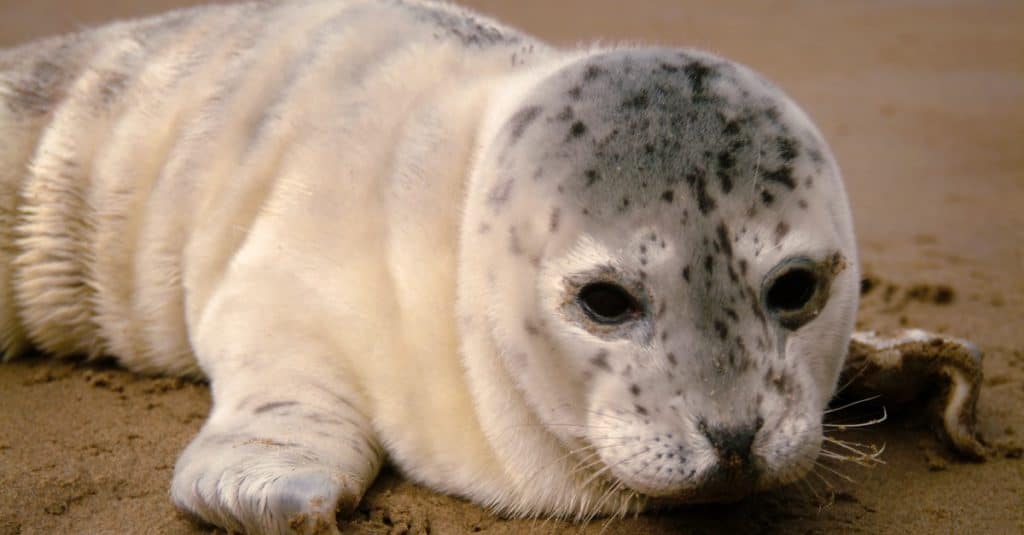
[1,1,1022,533]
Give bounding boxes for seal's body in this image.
[5,2,986,534]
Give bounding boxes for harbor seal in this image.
[0,1,985,533]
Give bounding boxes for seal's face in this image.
[475,49,859,502]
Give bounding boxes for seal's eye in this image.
[766,269,817,311]
[764,266,822,329]
[577,283,641,324]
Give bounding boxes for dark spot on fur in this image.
[667,352,678,366]
[622,90,649,110]
[716,155,735,193]
[777,137,799,161]
[774,221,790,245]
[508,226,523,255]
[96,71,129,106]
[584,169,600,186]
[5,59,67,116]
[487,178,514,208]
[717,151,736,170]
[716,223,733,258]
[569,120,588,139]
[750,292,767,322]
[704,255,714,275]
[761,190,775,205]
[253,401,299,414]
[770,371,796,396]
[661,190,674,203]
[686,171,717,215]
[523,320,540,336]
[417,7,520,47]
[630,384,641,396]
[507,106,541,143]
[549,207,561,232]
[682,265,691,283]
[724,307,739,321]
[635,404,649,416]
[591,350,611,371]
[683,61,713,94]
[583,64,606,81]
[763,165,796,189]
[568,86,582,100]
[555,106,574,121]
[714,320,728,340]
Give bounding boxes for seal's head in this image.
[465,48,858,503]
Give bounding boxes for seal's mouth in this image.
[576,443,768,505]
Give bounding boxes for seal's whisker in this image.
[518,446,597,490]
[823,434,880,450]
[824,406,888,430]
[824,394,881,414]
[586,435,644,444]
[578,448,647,496]
[597,481,634,532]
[819,447,885,467]
[569,453,608,478]
[797,474,825,505]
[499,422,622,432]
[520,436,639,498]
[581,407,633,425]
[822,436,886,460]
[805,468,840,511]
[812,459,856,484]
[820,445,883,463]
[591,479,626,527]
[833,362,870,396]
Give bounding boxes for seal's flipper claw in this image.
[844,329,988,459]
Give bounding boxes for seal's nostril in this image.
[703,423,758,468]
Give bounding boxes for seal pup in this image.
[0,1,984,533]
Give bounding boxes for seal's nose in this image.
[701,417,764,469]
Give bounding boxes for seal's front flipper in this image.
[171,272,384,534]
[841,329,987,459]
[170,371,383,535]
